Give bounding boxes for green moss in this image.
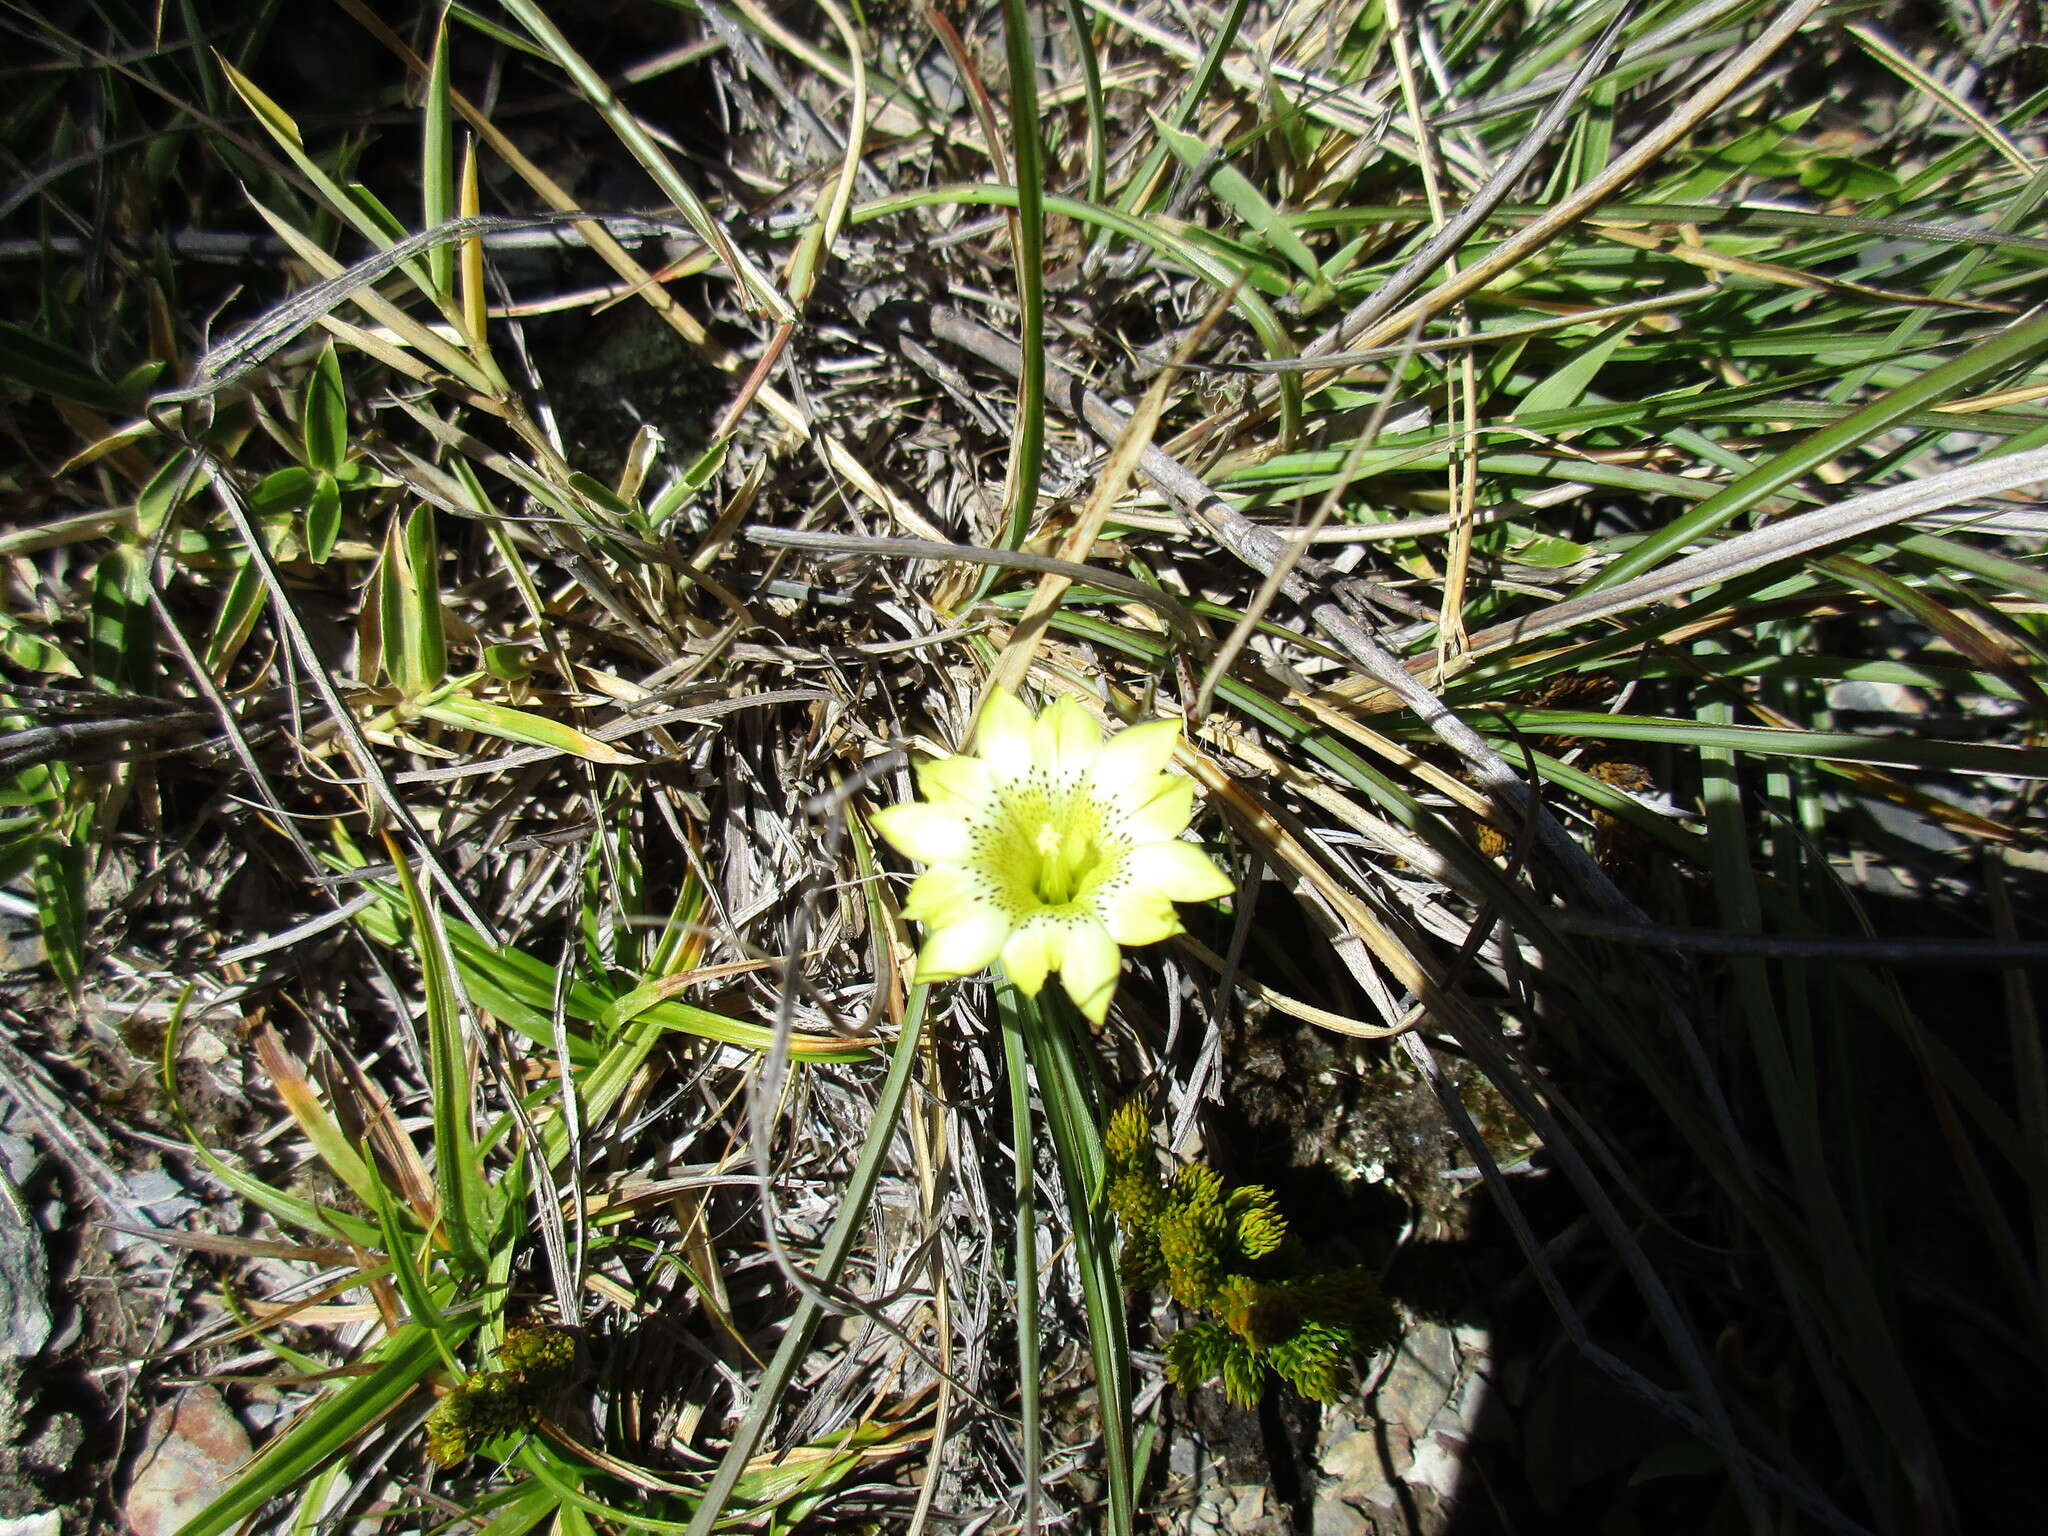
[424,1324,579,1467]
[1103,1101,1398,1407]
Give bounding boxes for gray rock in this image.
[1312,1492,1374,1536]
[0,1172,49,1359]
[1224,1484,1267,1533]
[1320,1426,1386,1485]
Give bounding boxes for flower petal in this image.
[871,801,972,864]
[917,752,995,810]
[1091,718,1180,802]
[913,904,1012,982]
[1055,919,1123,1025]
[975,687,1037,768]
[901,864,991,927]
[1099,881,1182,947]
[1123,838,1235,902]
[1115,774,1198,844]
[1000,919,1063,995]
[1033,695,1103,779]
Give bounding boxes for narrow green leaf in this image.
[305,472,342,564]
[1154,115,1322,283]
[366,1174,447,1330]
[384,836,481,1271]
[1588,308,2048,591]
[417,694,640,765]
[160,994,381,1246]
[0,320,129,412]
[30,834,85,992]
[1009,983,1133,1536]
[423,18,456,298]
[1494,709,2048,777]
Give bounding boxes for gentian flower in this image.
[872,688,1233,1022]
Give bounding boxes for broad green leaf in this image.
[1505,529,1594,568]
[0,615,80,678]
[375,509,447,698]
[481,643,531,682]
[565,471,636,527]
[90,544,154,694]
[136,452,199,537]
[302,345,346,474]
[402,506,447,693]
[1511,317,1636,419]
[249,467,314,514]
[647,438,729,529]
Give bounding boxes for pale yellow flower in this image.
[871,688,1234,1023]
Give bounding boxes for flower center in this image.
[981,779,1122,914]
[1030,816,1099,905]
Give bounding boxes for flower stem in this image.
[1002,980,1135,1536]
[999,986,1042,1533]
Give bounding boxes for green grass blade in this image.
[383,833,483,1271]
[1588,307,2048,590]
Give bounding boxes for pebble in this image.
[122,1388,251,1536]
[1312,1491,1374,1535]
